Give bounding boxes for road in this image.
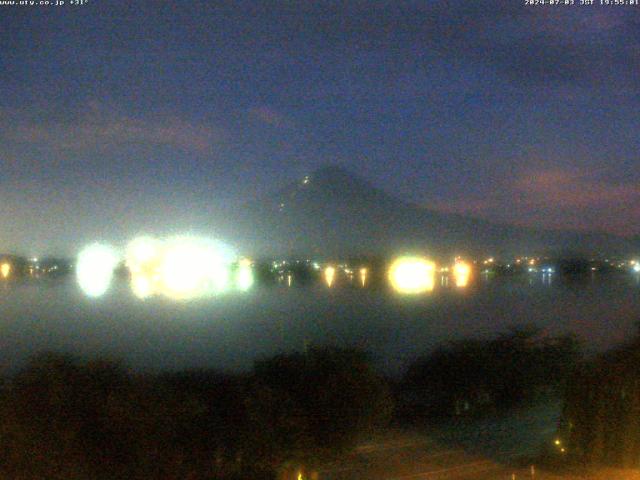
[317,431,640,480]
[318,432,535,479]
[314,398,640,480]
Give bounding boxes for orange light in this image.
[389,256,435,294]
[359,267,368,287]
[324,266,336,287]
[453,261,471,288]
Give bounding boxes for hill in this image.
[225,166,635,258]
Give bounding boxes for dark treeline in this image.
[0,328,582,479]
[0,348,391,480]
[400,326,581,418]
[0,255,72,279]
[559,328,640,468]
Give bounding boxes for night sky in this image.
[2,1,639,255]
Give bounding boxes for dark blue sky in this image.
[1,0,639,254]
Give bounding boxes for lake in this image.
[0,273,638,376]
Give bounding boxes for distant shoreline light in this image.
[77,235,250,299]
[453,260,471,288]
[76,243,120,298]
[388,256,436,294]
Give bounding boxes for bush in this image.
[250,347,394,459]
[402,326,581,417]
[0,347,393,479]
[559,333,640,468]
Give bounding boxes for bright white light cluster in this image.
[236,258,254,291]
[77,235,251,299]
[76,243,120,297]
[126,236,236,300]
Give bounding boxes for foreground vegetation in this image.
[0,347,391,479]
[559,329,640,468]
[0,327,582,479]
[401,326,581,418]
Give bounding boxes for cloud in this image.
[428,196,502,218]
[248,105,287,128]
[429,168,640,236]
[287,2,640,89]
[431,6,639,88]
[1,103,224,154]
[515,169,640,209]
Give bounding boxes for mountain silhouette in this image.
[226,165,635,258]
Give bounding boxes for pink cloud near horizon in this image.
[428,168,640,237]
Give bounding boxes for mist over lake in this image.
[0,274,638,376]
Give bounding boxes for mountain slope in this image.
[227,166,634,258]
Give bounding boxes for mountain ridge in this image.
[225,165,636,258]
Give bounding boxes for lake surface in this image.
[0,273,638,376]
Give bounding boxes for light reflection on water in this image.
[0,274,637,376]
